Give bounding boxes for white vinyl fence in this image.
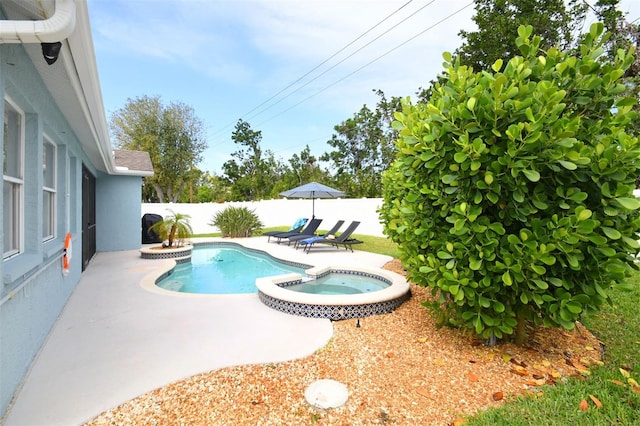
[142,198,386,237]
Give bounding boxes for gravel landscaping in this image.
[87,260,601,425]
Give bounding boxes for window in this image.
[43,136,56,241]
[3,98,24,258]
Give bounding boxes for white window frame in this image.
[3,97,24,259]
[42,135,56,242]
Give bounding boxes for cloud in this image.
[89,0,256,83]
[232,1,477,114]
[90,0,474,92]
[89,0,475,172]
[90,0,640,173]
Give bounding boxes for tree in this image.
[380,24,640,346]
[175,170,231,203]
[589,0,640,135]
[287,145,322,186]
[110,95,207,203]
[455,0,586,71]
[267,146,330,196]
[197,172,232,203]
[321,90,402,197]
[222,120,278,201]
[176,167,204,203]
[452,0,640,185]
[591,0,639,69]
[149,209,193,248]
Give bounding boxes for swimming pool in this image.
[146,241,411,320]
[156,245,308,294]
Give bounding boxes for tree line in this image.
[110,0,639,203]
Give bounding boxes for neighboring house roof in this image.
[0,0,153,177]
[113,150,154,174]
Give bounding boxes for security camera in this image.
[41,42,62,65]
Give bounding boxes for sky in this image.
[86,0,640,174]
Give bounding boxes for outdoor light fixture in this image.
[41,42,62,65]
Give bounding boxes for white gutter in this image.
[62,1,126,176]
[0,0,152,176]
[113,167,154,177]
[64,1,154,177]
[0,0,76,43]
[57,40,121,175]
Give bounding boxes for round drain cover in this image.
[304,379,349,409]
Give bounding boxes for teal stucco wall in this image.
[96,172,143,251]
[0,42,141,419]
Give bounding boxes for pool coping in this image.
[256,266,411,320]
[256,266,409,306]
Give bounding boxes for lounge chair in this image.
[264,218,307,242]
[298,221,362,253]
[269,218,323,244]
[289,220,345,248]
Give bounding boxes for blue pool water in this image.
[157,246,305,294]
[286,274,389,295]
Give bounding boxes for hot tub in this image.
[256,266,410,320]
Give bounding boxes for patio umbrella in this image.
[279,182,345,218]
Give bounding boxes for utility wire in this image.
[241,1,418,121]
[255,1,474,128]
[208,0,418,139]
[272,6,640,157]
[583,0,639,25]
[242,0,438,124]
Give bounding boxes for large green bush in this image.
[210,206,263,238]
[380,24,640,345]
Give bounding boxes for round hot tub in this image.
[256,266,410,320]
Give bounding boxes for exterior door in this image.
[82,165,96,271]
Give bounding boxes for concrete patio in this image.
[2,237,393,426]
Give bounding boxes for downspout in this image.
[0,0,76,43]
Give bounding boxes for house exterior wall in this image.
[96,173,143,251]
[0,42,83,418]
[0,43,138,418]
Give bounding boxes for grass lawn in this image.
[466,270,640,425]
[350,233,401,258]
[196,227,402,258]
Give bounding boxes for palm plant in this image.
[149,210,193,248]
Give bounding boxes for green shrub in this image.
[210,206,263,238]
[149,210,192,248]
[380,24,640,345]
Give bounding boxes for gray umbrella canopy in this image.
[279,182,345,218]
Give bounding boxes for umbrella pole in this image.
[312,196,315,219]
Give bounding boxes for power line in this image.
[255,1,474,128]
[208,0,419,139]
[242,1,419,121]
[583,0,640,26]
[242,0,439,124]
[271,135,333,157]
[263,1,637,157]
